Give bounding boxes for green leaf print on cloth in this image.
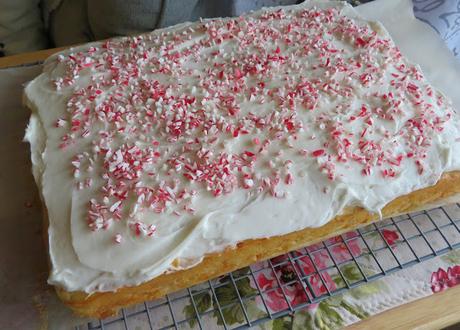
[441,249,460,265]
[183,267,264,327]
[183,291,212,328]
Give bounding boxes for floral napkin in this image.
[118,204,460,330]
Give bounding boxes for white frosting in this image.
[24,1,460,293]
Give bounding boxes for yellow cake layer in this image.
[51,171,460,318]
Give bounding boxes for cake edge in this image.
[51,170,460,318]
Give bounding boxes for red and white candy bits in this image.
[50,6,454,241]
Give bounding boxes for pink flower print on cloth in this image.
[431,265,460,293]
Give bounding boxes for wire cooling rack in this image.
[74,203,460,330]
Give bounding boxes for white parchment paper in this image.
[0,0,459,328]
[356,0,460,111]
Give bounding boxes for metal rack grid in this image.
[75,203,460,330]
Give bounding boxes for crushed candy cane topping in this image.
[51,6,454,242]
